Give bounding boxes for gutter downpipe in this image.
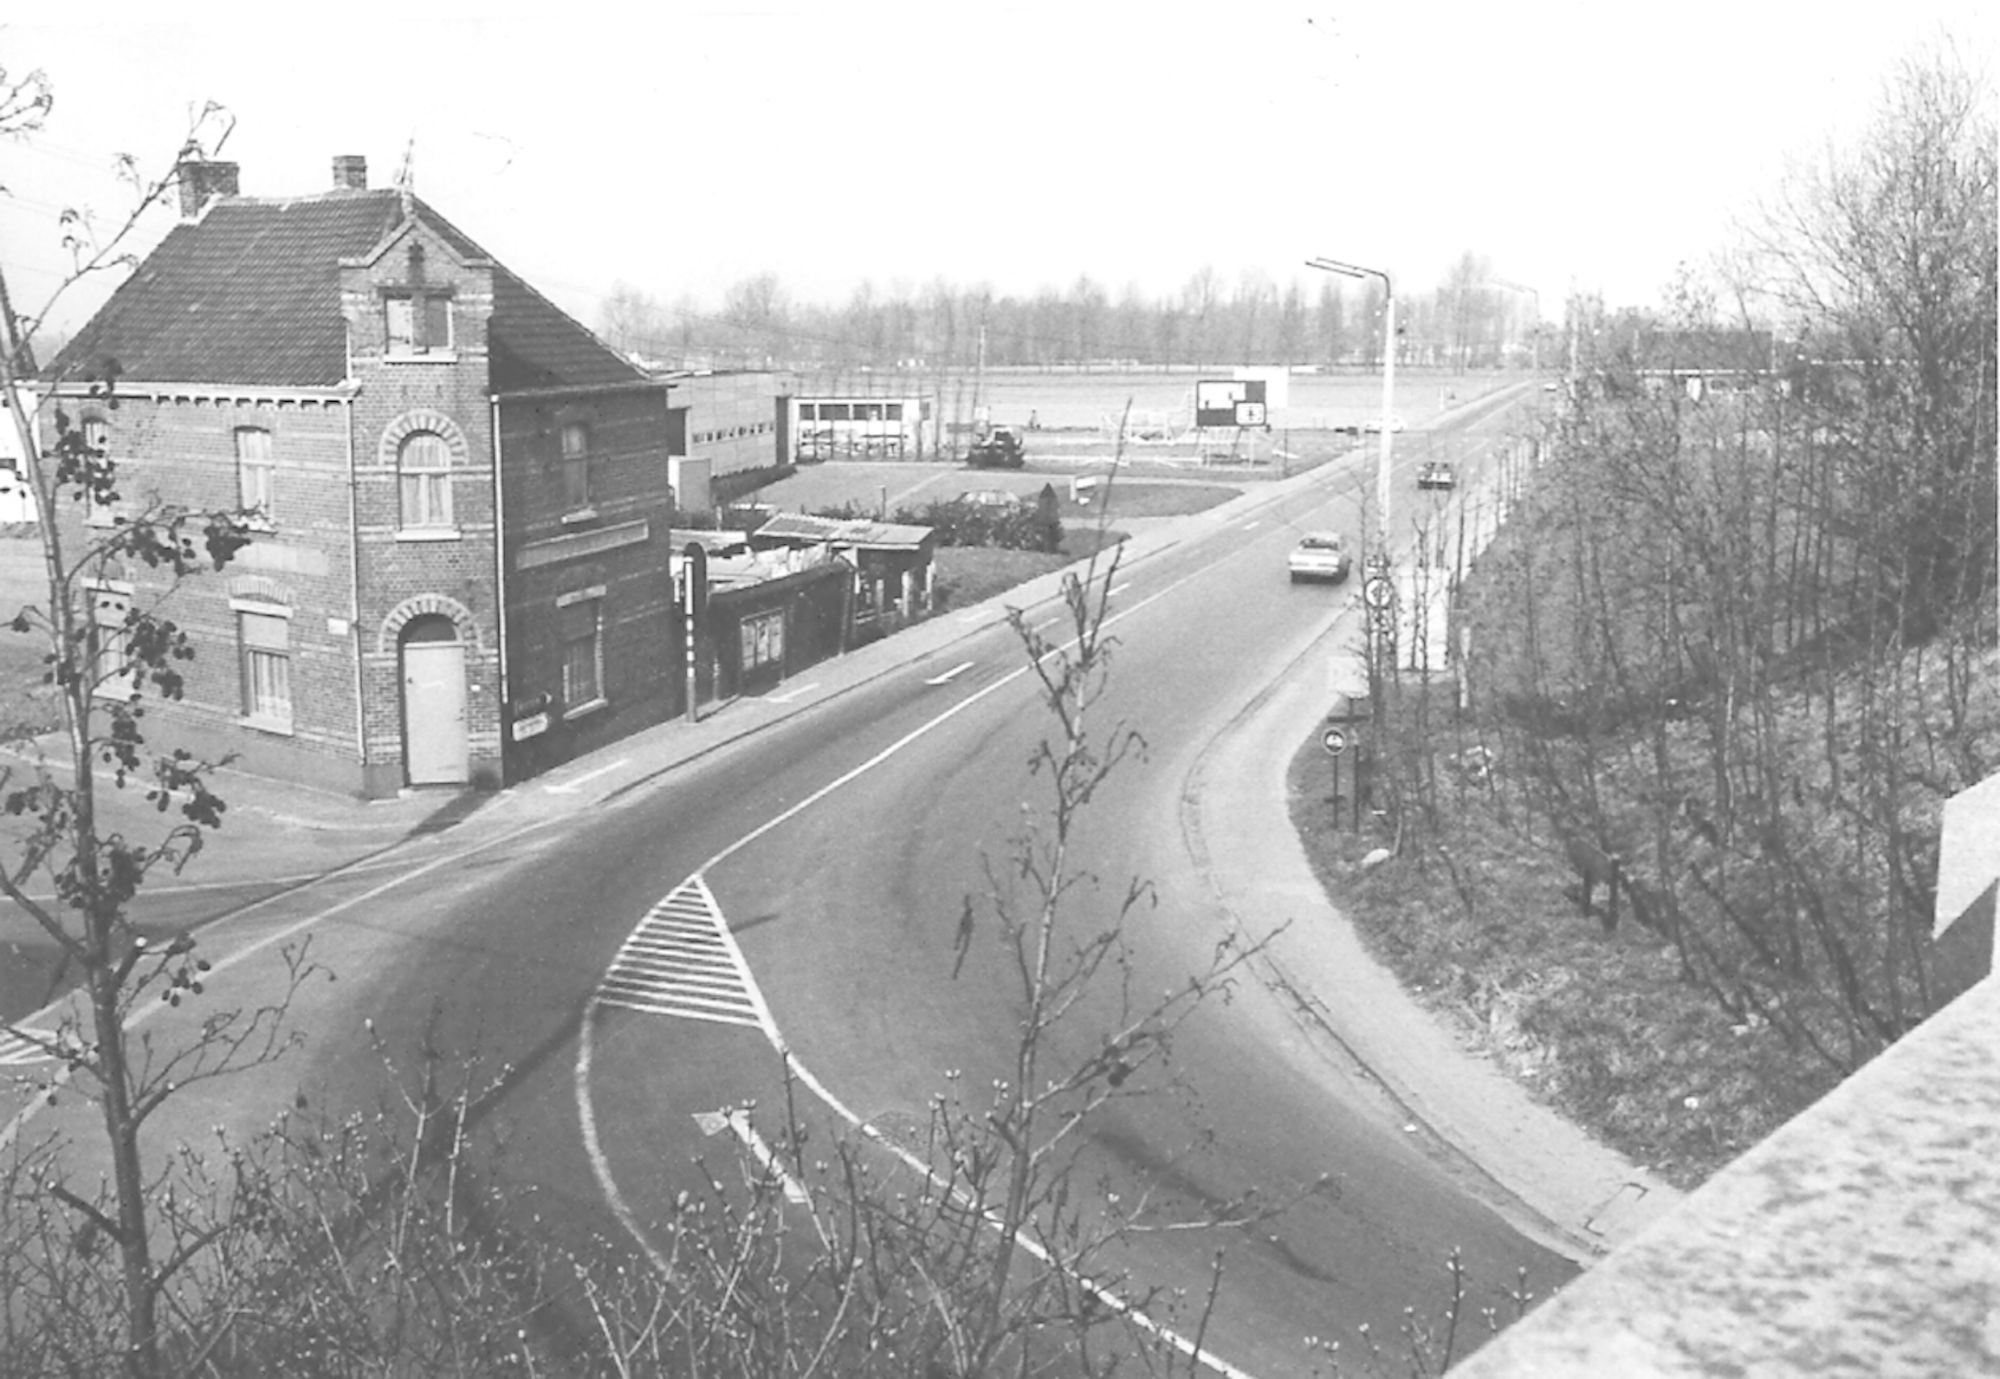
[345,397,366,775]
[491,394,510,781]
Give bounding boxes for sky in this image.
[2,1,1993,344]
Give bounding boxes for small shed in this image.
[751,512,937,631]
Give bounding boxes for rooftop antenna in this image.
[395,135,416,213]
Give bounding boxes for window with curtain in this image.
[236,426,274,520]
[398,431,454,530]
[239,608,292,730]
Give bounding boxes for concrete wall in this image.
[670,369,789,477]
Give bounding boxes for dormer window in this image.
[385,292,452,356]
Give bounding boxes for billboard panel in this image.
[1195,378,1266,428]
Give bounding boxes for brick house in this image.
[44,155,686,797]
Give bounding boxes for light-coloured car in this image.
[1288,531,1352,583]
[1360,414,1407,434]
[958,488,1027,509]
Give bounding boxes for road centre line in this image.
[924,660,975,686]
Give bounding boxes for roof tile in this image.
[48,189,639,393]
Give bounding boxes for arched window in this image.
[398,431,453,530]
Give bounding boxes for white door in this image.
[402,633,468,786]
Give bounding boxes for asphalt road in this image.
[563,390,1569,1372]
[9,389,1572,1376]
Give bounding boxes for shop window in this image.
[740,609,785,672]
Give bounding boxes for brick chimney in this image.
[176,158,239,221]
[332,154,368,191]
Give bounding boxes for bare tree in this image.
[0,97,314,1377]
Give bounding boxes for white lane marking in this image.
[696,1108,811,1206]
[576,550,1266,1379]
[546,758,631,795]
[957,611,987,623]
[0,1028,56,1067]
[764,682,820,705]
[924,660,975,686]
[1243,519,1261,530]
[1108,583,1132,597]
[3,804,563,1154]
[594,876,770,1031]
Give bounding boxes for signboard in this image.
[511,692,552,741]
[1321,726,1348,756]
[1236,401,1267,427]
[1363,574,1396,610]
[1195,378,1266,429]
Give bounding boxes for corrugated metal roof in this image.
[46,189,640,392]
[755,512,933,549]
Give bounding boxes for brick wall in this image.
[498,386,679,780]
[49,389,369,789]
[342,219,504,792]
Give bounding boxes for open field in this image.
[866,366,1529,435]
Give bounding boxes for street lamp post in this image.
[1306,256,1395,556]
[1490,279,1542,372]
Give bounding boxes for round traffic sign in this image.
[1321,726,1348,756]
[1363,575,1395,610]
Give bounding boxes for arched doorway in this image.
[400,613,468,786]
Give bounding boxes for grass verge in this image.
[1284,721,1840,1190]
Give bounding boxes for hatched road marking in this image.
[0,1029,55,1067]
[594,875,772,1032]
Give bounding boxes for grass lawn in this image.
[932,528,1126,612]
[1054,481,1236,521]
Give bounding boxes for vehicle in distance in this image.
[957,488,1026,510]
[1417,461,1456,491]
[1288,531,1353,583]
[1361,414,1407,434]
[966,426,1026,468]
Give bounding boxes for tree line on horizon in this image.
[599,250,1552,376]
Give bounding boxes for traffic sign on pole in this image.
[1321,726,1348,756]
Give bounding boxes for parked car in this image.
[958,488,1027,510]
[1417,461,1456,491]
[1288,531,1353,583]
[966,426,1026,468]
[1360,414,1407,434]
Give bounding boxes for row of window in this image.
[797,402,906,422]
[88,590,294,731]
[75,421,582,533]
